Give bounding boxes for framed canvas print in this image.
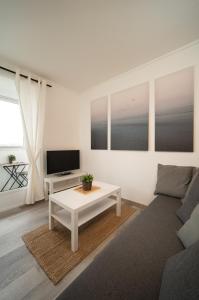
[111,82,149,150]
[155,67,194,152]
[91,96,108,150]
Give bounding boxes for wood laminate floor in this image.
[0,200,141,300]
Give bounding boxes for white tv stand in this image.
[44,171,85,200]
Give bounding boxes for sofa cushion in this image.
[159,241,199,300]
[181,167,198,203]
[154,164,193,199]
[56,195,183,300]
[176,171,199,223]
[177,204,199,248]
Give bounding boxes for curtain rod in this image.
[0,66,52,87]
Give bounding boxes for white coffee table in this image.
[49,181,121,252]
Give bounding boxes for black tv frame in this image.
[46,150,80,175]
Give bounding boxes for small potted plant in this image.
[81,174,94,191]
[8,154,16,164]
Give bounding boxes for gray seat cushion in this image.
[159,240,199,300]
[176,171,199,223]
[154,164,193,199]
[56,196,183,300]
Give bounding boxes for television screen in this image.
[47,150,80,175]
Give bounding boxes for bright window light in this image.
[0,99,23,147]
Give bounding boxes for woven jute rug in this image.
[22,204,137,285]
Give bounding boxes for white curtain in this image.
[15,71,46,204]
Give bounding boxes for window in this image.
[0,98,23,147]
[0,70,23,147]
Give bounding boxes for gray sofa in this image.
[56,194,184,300]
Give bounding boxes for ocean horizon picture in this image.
[155,67,194,152]
[91,96,108,149]
[111,82,149,150]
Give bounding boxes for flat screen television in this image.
[47,150,80,175]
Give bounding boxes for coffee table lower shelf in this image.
[51,197,116,229]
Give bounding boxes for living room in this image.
[0,1,199,299]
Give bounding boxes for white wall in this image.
[0,83,80,212]
[44,84,80,150]
[79,41,199,205]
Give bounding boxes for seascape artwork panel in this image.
[155,67,194,152]
[91,97,108,149]
[111,83,149,150]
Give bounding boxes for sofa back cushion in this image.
[177,203,199,248]
[176,171,199,223]
[181,167,198,203]
[155,164,193,199]
[159,240,199,300]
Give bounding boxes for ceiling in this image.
[0,0,199,92]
